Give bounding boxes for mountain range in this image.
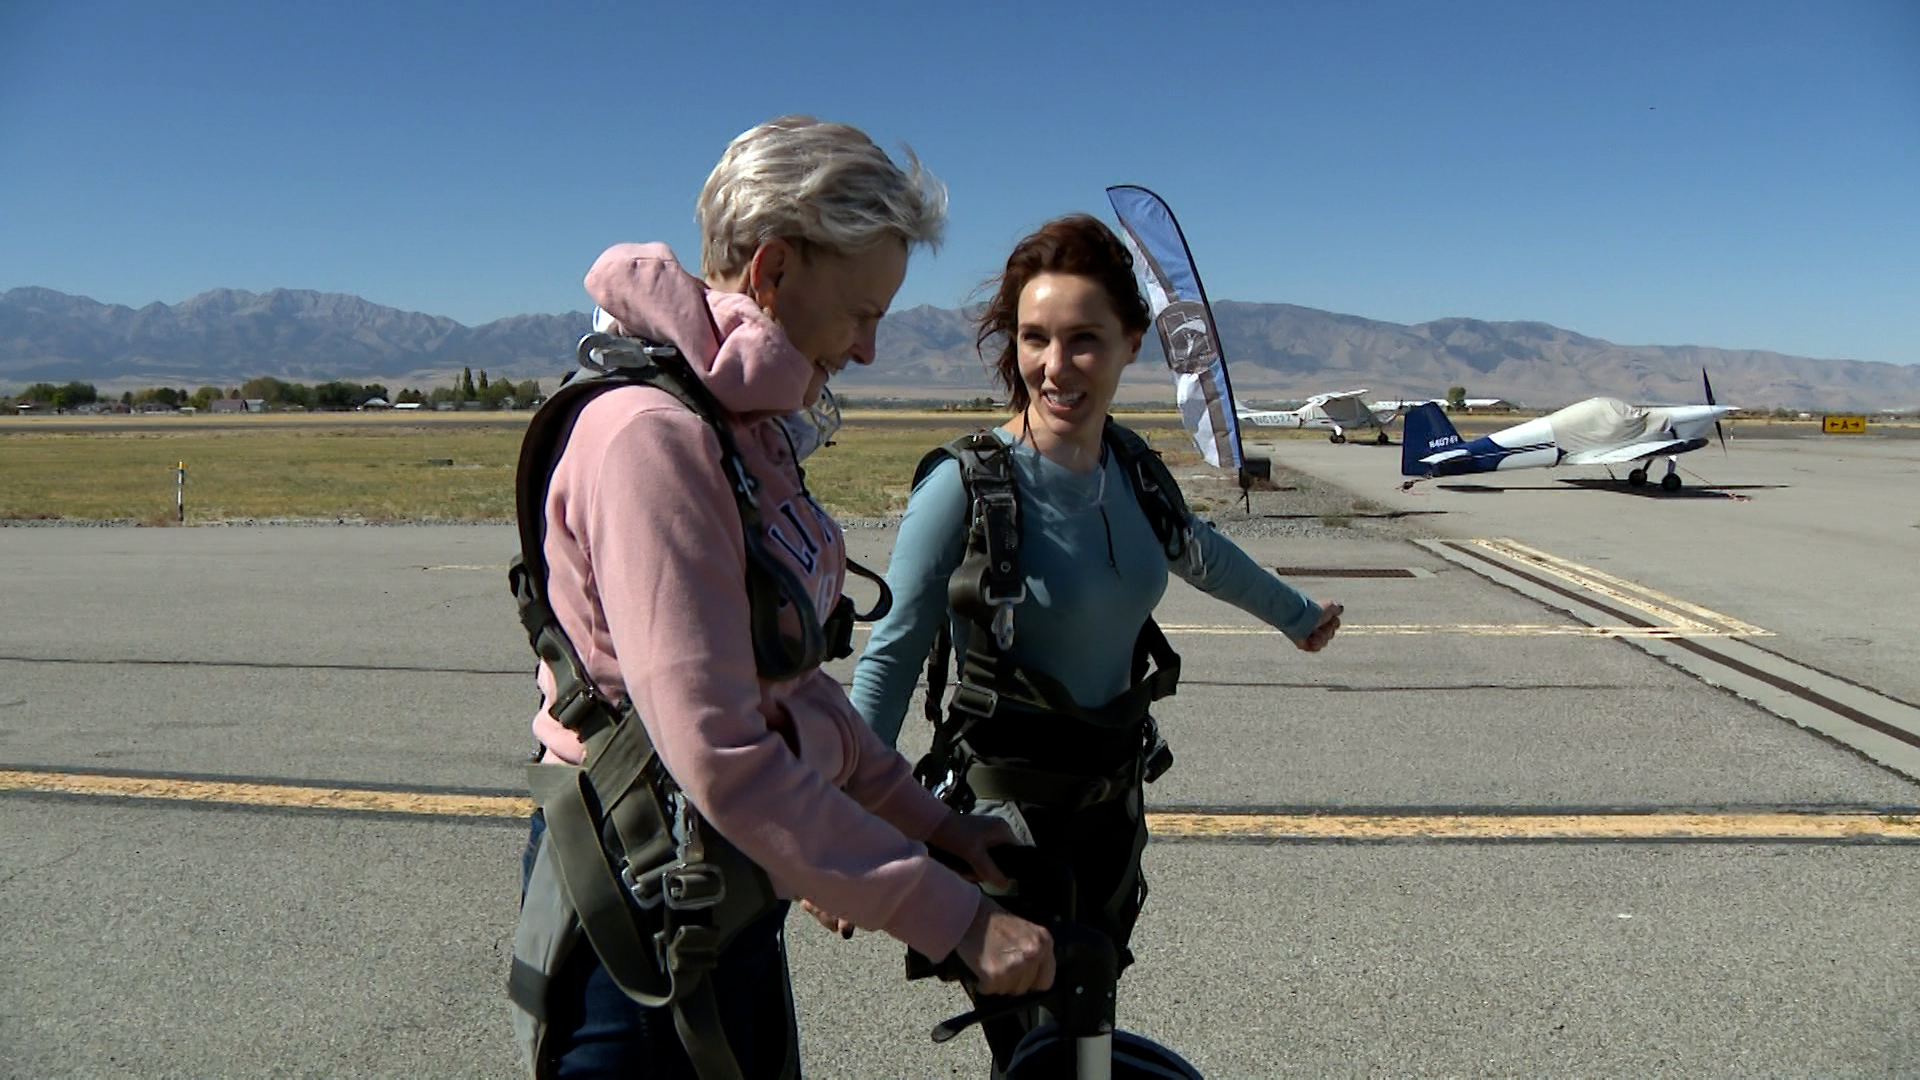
[4,286,1916,411]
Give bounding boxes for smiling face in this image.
[741,238,909,406]
[1012,272,1144,468]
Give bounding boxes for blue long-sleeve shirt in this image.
[851,427,1324,748]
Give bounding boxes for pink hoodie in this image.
[528,243,980,961]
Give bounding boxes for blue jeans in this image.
[521,811,799,1079]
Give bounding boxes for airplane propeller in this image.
[1703,368,1727,454]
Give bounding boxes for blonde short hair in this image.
[696,116,947,277]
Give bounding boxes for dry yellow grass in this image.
[0,411,1200,523]
[0,425,522,523]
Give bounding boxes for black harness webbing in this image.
[913,420,1189,813]
[509,332,884,1080]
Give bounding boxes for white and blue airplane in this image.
[1401,372,1734,492]
[1239,388,1397,444]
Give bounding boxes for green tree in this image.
[26,381,102,409]
[189,385,223,411]
[313,381,360,410]
[478,369,489,392]
[133,387,185,407]
[460,366,474,399]
[1446,386,1468,411]
[516,379,542,403]
[240,376,286,403]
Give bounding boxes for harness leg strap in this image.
[526,764,672,1008]
[672,974,746,1080]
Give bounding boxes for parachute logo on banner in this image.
[1106,185,1246,471]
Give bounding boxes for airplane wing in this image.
[1314,391,1376,427]
[1561,439,1692,466]
[1304,388,1367,406]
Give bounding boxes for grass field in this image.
[8,411,1887,524]
[0,413,1206,523]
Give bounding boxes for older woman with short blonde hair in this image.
[508,116,1053,1079]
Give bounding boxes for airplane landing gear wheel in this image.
[1661,472,1682,492]
[1627,468,1648,487]
[1329,433,1346,444]
[1375,432,1390,445]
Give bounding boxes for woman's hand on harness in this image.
[798,898,856,939]
[927,810,1017,889]
[1296,601,1343,653]
[954,896,1055,997]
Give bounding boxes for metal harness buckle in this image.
[950,682,999,720]
[621,861,667,910]
[982,584,1025,651]
[662,863,727,911]
[548,682,605,733]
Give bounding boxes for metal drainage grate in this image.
[1271,566,1420,579]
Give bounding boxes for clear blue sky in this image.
[2,0,1915,364]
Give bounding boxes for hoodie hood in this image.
[584,242,813,416]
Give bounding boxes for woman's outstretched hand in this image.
[927,811,1016,889]
[1296,601,1343,653]
[954,896,1055,996]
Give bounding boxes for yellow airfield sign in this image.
[1822,415,1867,434]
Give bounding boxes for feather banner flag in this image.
[1106,185,1247,471]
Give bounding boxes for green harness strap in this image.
[508,332,876,1080]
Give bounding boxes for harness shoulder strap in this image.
[1102,419,1192,563]
[919,431,1023,629]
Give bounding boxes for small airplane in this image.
[1239,388,1396,444]
[1401,371,1734,492]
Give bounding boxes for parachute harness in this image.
[507,333,889,1080]
[913,421,1189,818]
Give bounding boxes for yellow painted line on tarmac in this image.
[5,768,1917,842]
[1148,811,1920,842]
[1466,538,1719,633]
[1471,538,1772,637]
[0,768,533,818]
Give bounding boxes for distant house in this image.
[244,399,268,413]
[393,401,423,411]
[460,401,486,411]
[210,399,248,414]
[136,401,178,413]
[358,397,391,410]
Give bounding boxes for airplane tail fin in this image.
[1401,403,1459,476]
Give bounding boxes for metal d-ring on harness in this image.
[507,332,890,1080]
[912,420,1190,823]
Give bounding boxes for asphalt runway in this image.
[3,431,1919,1077]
